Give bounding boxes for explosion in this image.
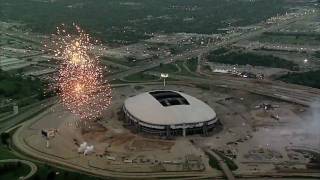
[49,24,111,119]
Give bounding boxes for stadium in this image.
[123,90,220,137]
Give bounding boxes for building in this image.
[123,90,220,137]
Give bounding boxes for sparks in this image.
[48,24,112,119]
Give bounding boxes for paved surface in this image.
[0,99,56,134]
[11,81,320,179]
[8,10,320,180]
[11,106,212,179]
[171,74,320,106]
[0,159,37,180]
[107,13,307,82]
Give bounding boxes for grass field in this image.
[185,58,198,72]
[314,51,320,58]
[0,144,104,180]
[174,61,192,75]
[0,146,16,160]
[213,150,238,171]
[123,72,159,82]
[0,70,43,99]
[110,79,127,84]
[0,162,30,180]
[205,151,221,170]
[150,63,179,73]
[101,56,137,67]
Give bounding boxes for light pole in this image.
[160,73,169,87]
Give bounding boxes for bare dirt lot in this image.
[18,83,320,176]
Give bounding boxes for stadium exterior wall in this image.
[122,105,221,137]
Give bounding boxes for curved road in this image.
[8,9,320,180]
[0,159,37,180]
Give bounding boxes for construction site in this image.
[12,82,320,178]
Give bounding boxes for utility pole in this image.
[161,73,169,87]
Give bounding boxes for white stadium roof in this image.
[124,90,217,126]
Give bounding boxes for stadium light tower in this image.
[160,73,169,87]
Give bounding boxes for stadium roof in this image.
[124,90,217,125]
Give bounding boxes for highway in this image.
[107,12,311,81]
[172,74,320,106]
[0,98,56,134]
[6,9,320,180]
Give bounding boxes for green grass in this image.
[0,70,47,113]
[0,70,43,99]
[0,162,30,180]
[134,85,145,90]
[0,112,12,119]
[32,164,103,180]
[207,50,299,70]
[213,150,238,171]
[195,84,211,90]
[205,150,239,171]
[175,61,193,76]
[151,63,179,73]
[209,47,229,56]
[185,58,198,72]
[123,72,159,82]
[0,146,16,159]
[110,79,127,84]
[101,56,137,67]
[278,70,320,89]
[0,144,104,180]
[205,152,221,170]
[314,51,320,58]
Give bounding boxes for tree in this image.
[32,174,41,180]
[1,132,10,147]
[17,161,22,167]
[46,171,56,180]
[63,171,69,178]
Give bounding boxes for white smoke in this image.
[301,100,320,145]
[249,100,320,151]
[77,142,94,155]
[78,142,87,153]
[84,145,94,155]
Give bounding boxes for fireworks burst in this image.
[48,24,111,119]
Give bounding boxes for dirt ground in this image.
[21,83,319,174]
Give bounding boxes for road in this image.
[0,98,56,134]
[171,74,320,106]
[107,12,310,81]
[10,77,320,179]
[144,69,320,107]
[0,159,37,180]
[7,9,320,180]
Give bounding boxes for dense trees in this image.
[0,133,10,147]
[207,50,299,70]
[279,70,320,89]
[1,0,289,45]
[0,70,44,99]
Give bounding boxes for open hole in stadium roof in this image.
[149,91,190,107]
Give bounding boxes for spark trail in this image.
[48,24,111,119]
